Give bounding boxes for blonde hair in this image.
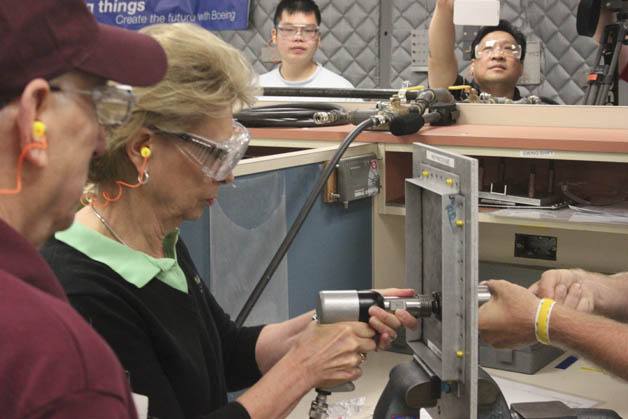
[89,23,259,184]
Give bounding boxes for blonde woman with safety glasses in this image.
[41,23,416,419]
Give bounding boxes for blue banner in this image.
[86,0,250,30]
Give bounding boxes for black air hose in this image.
[235,103,347,128]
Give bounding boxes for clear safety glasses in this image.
[151,121,251,182]
[474,40,522,60]
[276,24,320,40]
[50,84,135,128]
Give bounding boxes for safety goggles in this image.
[474,40,522,60]
[151,121,251,182]
[50,84,135,128]
[276,24,320,40]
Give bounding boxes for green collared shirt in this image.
[55,222,188,294]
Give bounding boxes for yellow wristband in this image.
[534,298,556,345]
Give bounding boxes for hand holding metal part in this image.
[309,286,492,419]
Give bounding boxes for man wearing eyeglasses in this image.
[259,0,354,89]
[428,0,530,101]
[0,0,166,418]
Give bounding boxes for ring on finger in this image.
[359,352,367,363]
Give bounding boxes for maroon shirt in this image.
[0,218,138,419]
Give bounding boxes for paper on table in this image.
[490,208,573,221]
[492,376,598,408]
[569,204,628,225]
[418,376,598,418]
[490,204,628,225]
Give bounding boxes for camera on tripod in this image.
[576,0,627,105]
[577,0,628,37]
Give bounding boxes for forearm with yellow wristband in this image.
[534,298,556,345]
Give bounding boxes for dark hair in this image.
[273,0,321,26]
[470,19,527,62]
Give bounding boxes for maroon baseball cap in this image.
[0,0,167,98]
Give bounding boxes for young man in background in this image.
[259,0,354,89]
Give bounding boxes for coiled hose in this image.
[235,102,348,128]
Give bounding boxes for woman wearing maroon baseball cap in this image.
[0,0,166,418]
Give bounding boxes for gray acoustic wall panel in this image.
[217,0,599,104]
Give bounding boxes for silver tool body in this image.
[316,287,491,324]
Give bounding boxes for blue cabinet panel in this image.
[180,162,372,319]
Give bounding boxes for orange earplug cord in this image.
[81,148,151,209]
[0,140,49,195]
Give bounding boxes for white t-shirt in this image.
[259,64,354,88]
[257,64,359,106]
